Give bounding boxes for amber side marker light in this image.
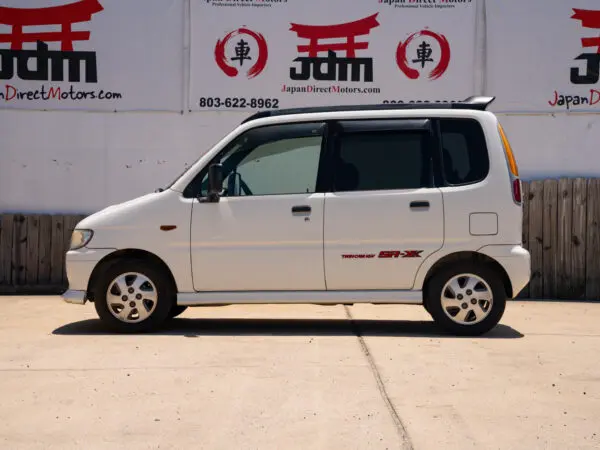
[160,225,177,231]
[498,123,522,204]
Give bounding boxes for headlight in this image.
[70,229,94,250]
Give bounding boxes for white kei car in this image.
[63,97,530,335]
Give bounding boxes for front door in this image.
[324,119,444,290]
[190,122,327,292]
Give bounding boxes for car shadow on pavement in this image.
[53,318,524,339]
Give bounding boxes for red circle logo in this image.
[214,28,268,79]
[396,30,451,80]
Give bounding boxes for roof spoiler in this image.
[241,95,497,124]
[453,96,496,111]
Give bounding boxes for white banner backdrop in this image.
[190,0,477,111]
[486,0,600,113]
[0,0,184,111]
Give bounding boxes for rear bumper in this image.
[62,289,87,305]
[477,244,531,298]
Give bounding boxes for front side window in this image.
[333,131,431,192]
[187,123,325,197]
[440,119,489,185]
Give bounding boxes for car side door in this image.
[323,119,444,290]
[187,121,328,292]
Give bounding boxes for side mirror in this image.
[199,164,223,203]
[205,163,223,202]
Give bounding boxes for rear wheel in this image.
[92,259,175,333]
[425,263,506,336]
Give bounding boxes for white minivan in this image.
[63,97,530,335]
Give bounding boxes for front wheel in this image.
[92,259,175,333]
[425,263,506,336]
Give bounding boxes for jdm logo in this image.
[570,8,600,85]
[396,30,450,80]
[0,0,104,83]
[289,13,380,83]
[214,28,268,79]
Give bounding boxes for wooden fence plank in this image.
[571,178,588,299]
[528,180,544,298]
[519,181,530,298]
[50,216,65,285]
[25,215,40,285]
[543,180,559,299]
[0,215,15,285]
[37,215,53,285]
[12,215,28,286]
[557,179,573,299]
[586,179,600,300]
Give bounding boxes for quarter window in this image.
[333,131,432,192]
[439,119,489,185]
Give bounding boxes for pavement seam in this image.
[344,305,414,450]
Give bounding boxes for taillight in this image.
[512,178,522,204]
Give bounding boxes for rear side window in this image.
[439,119,489,185]
[334,131,431,192]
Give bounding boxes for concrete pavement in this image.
[0,297,598,450]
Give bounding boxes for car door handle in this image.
[292,205,311,214]
[410,201,430,209]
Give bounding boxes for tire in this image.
[425,263,506,336]
[91,259,175,333]
[168,305,188,319]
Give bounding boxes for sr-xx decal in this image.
[341,250,423,259]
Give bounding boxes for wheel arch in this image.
[86,248,178,301]
[421,251,513,301]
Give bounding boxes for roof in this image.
[241,96,496,124]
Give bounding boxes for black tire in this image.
[91,259,175,333]
[425,263,506,336]
[168,305,188,319]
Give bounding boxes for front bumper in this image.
[64,248,116,301]
[62,289,87,305]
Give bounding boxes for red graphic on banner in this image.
[396,30,450,80]
[570,9,600,85]
[215,28,268,79]
[0,0,104,51]
[290,13,379,58]
[288,14,379,82]
[572,9,600,53]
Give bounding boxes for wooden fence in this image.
[0,214,87,294]
[522,178,600,300]
[0,178,599,299]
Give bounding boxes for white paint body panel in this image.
[323,189,443,290]
[190,194,325,291]
[72,189,195,292]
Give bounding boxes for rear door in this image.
[323,119,444,290]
